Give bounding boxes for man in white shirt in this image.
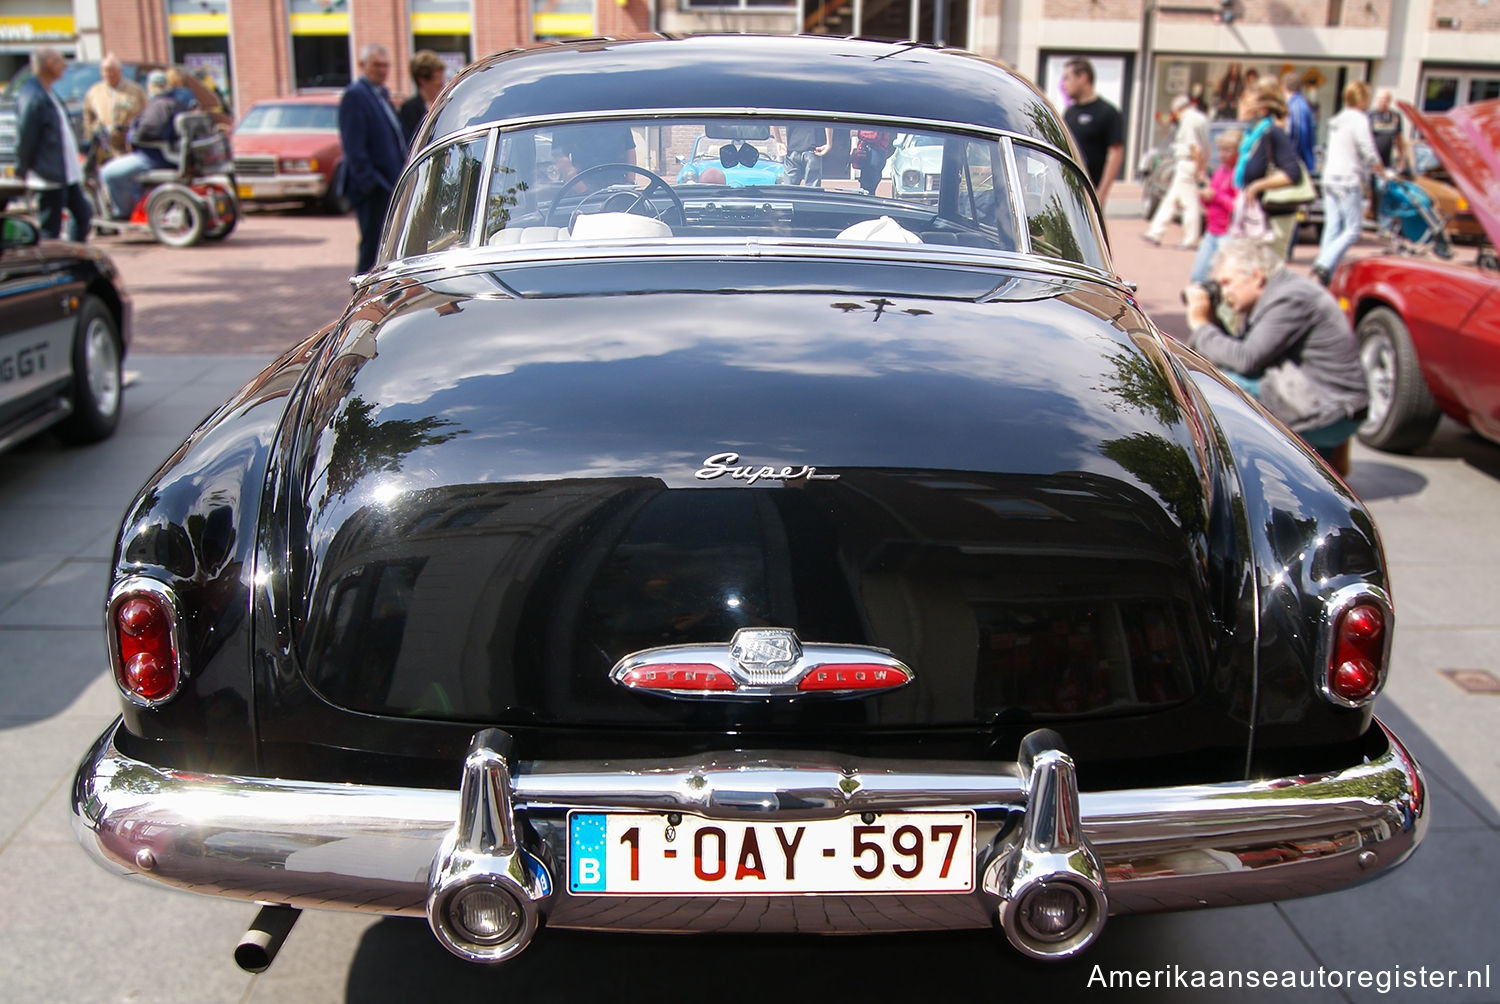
[14,47,92,241]
[1143,94,1209,248]
[1311,80,1385,285]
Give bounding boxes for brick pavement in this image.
[94,206,360,355]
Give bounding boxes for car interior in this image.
[380,116,1109,272]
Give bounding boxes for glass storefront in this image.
[289,0,350,90]
[412,0,471,76]
[168,0,231,95]
[1419,67,1500,111]
[1148,56,1369,149]
[532,0,594,41]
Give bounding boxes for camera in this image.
[1181,279,1222,312]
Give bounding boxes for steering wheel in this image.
[546,163,686,230]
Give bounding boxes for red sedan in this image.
[231,93,346,213]
[1332,98,1500,452]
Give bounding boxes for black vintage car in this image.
[0,214,129,452]
[72,35,1423,970]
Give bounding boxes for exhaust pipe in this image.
[993,730,1108,960]
[234,905,300,973]
[427,729,552,963]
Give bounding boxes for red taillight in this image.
[796,664,912,692]
[112,589,179,703]
[1329,602,1386,703]
[618,664,738,692]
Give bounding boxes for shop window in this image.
[167,0,231,94]
[533,0,594,40]
[1470,78,1500,103]
[293,35,351,90]
[289,0,351,90]
[412,34,470,78]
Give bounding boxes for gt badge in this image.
[611,627,912,698]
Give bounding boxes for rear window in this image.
[378,115,1108,271]
[237,103,340,132]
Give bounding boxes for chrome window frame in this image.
[373,109,1113,281]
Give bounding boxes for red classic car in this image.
[231,93,346,213]
[1332,98,1500,452]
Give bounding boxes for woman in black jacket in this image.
[1234,80,1303,258]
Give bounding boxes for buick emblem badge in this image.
[609,627,913,699]
[729,628,801,672]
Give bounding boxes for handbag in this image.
[1258,358,1322,431]
[1261,164,1316,208]
[1227,191,1271,241]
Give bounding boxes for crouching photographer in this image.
[1184,238,1368,476]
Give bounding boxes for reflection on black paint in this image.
[322,397,466,505]
[297,470,1209,730]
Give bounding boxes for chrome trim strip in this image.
[411,108,1074,173]
[72,719,1424,929]
[467,127,499,250]
[999,136,1030,257]
[0,396,73,454]
[368,239,1121,293]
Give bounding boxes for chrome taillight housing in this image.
[107,577,186,707]
[1317,584,1393,707]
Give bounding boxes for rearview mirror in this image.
[705,123,771,141]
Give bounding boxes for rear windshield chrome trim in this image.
[412,108,1075,168]
[361,241,1123,294]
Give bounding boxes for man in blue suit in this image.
[338,44,407,273]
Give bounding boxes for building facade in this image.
[3,0,1498,178]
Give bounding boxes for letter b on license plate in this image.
[568,810,974,895]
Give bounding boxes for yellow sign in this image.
[532,12,593,36]
[412,12,471,33]
[168,13,229,36]
[0,16,77,41]
[289,12,350,35]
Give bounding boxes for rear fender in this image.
[1173,344,1386,763]
[114,334,326,748]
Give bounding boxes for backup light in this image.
[448,884,523,945]
[1017,882,1089,942]
[109,580,183,705]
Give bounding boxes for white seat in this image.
[489,226,570,245]
[568,212,672,240]
[836,216,922,243]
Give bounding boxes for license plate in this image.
[568,810,974,895]
[236,184,253,199]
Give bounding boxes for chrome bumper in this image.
[73,719,1424,956]
[236,174,327,200]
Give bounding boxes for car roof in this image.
[418,34,1069,154]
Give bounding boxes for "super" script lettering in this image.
[695,452,840,485]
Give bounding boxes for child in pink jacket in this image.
[1190,130,1242,284]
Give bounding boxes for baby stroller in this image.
[1375,177,1452,259]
